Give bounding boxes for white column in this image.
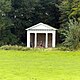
[52,31,56,47]
[27,31,30,47]
[45,33,48,48]
[35,33,37,47]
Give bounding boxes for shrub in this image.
[63,19,80,50]
[56,44,70,51]
[0,45,30,51]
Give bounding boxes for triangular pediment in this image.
[26,23,57,30]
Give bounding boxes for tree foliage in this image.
[63,19,80,49]
[58,0,80,43]
[0,0,80,49]
[0,0,18,46]
[0,0,12,29]
[9,0,60,44]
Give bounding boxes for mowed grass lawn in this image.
[0,50,80,80]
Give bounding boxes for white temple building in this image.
[26,23,57,48]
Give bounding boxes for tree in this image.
[69,0,80,20]
[9,0,60,44]
[63,19,80,49]
[0,0,12,29]
[58,0,80,43]
[0,0,18,46]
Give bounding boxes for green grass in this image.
[0,50,80,80]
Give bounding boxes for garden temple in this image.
[26,23,57,48]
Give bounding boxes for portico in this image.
[26,23,57,48]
